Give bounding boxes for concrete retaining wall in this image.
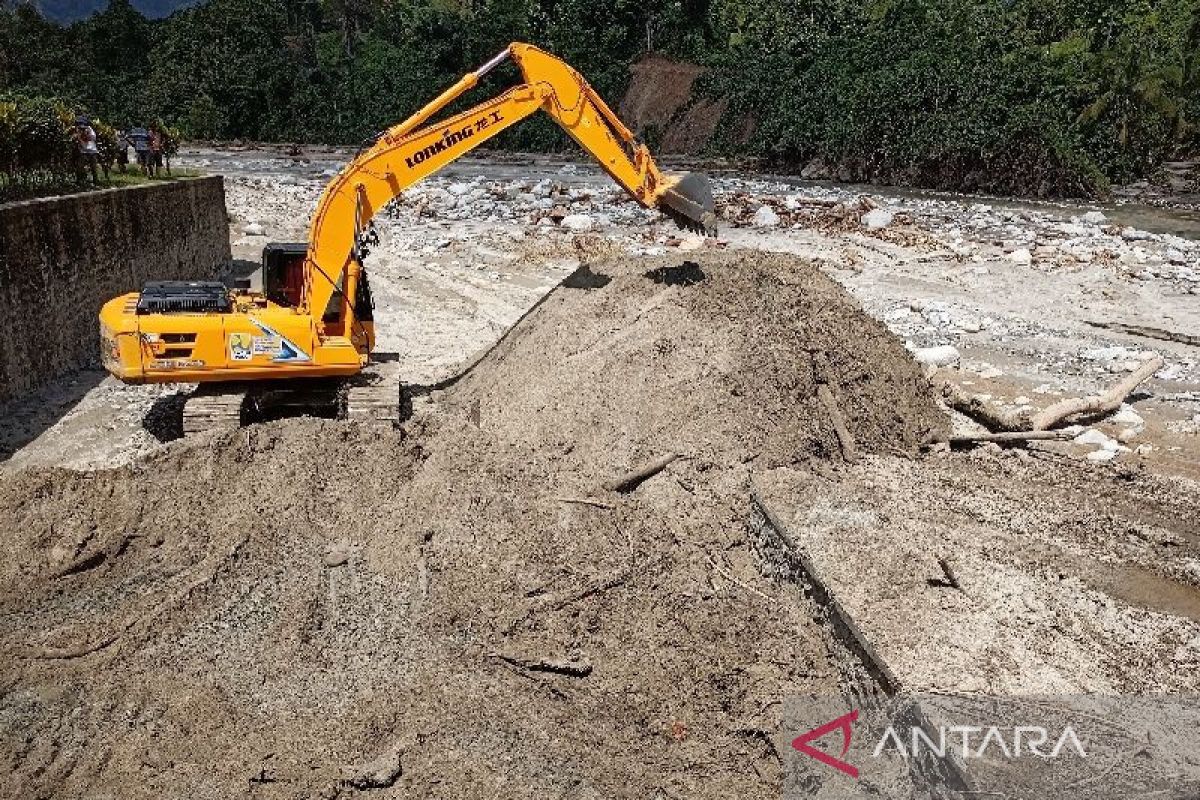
[0,176,230,402]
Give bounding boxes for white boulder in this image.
[560,214,595,232]
[752,205,781,228]
[860,209,895,230]
[912,345,961,368]
[1008,248,1033,265]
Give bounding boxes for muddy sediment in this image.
[6,249,1197,798]
[0,251,945,798]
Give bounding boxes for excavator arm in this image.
[303,42,717,337]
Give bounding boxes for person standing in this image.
[126,126,151,176]
[75,116,99,185]
[149,126,163,178]
[115,129,130,174]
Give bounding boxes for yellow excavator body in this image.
[99,42,715,400]
[99,293,369,385]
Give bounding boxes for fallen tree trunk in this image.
[1029,355,1163,430]
[941,355,1164,433]
[941,430,1075,446]
[940,382,1030,432]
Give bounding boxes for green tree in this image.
[1078,38,1175,152]
[184,92,223,139]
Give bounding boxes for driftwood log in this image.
[943,430,1075,446]
[603,454,680,493]
[1029,355,1163,430]
[941,355,1163,433]
[493,652,594,677]
[812,350,859,463]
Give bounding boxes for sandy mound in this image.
[0,252,945,799]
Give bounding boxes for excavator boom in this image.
[304,42,716,330]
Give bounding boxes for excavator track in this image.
[182,384,249,435]
[178,366,404,437]
[343,362,405,424]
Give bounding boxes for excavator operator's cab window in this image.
[262,243,308,308]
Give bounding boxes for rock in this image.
[560,214,594,232]
[913,345,961,368]
[447,182,472,196]
[1012,396,1031,406]
[342,740,405,790]
[1008,248,1033,265]
[1081,211,1108,225]
[1073,429,1112,447]
[1165,249,1187,265]
[323,541,351,568]
[860,209,895,230]
[1110,404,1144,426]
[800,158,831,180]
[751,205,781,228]
[243,222,265,236]
[1084,346,1131,362]
[1086,449,1119,463]
[1122,228,1153,241]
[956,317,984,334]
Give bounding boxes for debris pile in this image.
[0,251,945,799]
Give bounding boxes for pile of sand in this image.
[0,252,945,799]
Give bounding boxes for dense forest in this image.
[1,0,1198,196]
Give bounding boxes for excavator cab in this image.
[262,243,307,308]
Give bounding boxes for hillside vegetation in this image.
[2,0,1198,196]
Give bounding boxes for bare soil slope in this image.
[0,252,943,799]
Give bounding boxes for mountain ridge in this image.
[10,0,201,23]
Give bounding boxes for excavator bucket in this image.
[659,172,718,237]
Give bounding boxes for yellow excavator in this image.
[98,43,716,432]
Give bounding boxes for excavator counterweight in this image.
[98,43,717,432]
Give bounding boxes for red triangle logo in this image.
[791,709,859,778]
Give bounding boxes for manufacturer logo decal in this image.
[229,332,252,361]
[249,320,311,363]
